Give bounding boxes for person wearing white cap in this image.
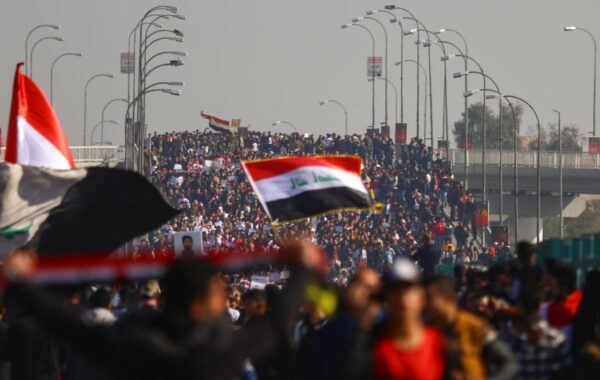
[372,259,449,380]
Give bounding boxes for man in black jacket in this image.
[414,234,441,278]
[3,242,322,380]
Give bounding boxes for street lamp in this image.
[564,26,597,136]
[50,52,82,105]
[84,74,114,145]
[368,9,406,125]
[30,36,63,79]
[341,23,376,129]
[468,88,520,246]
[101,98,128,145]
[144,59,184,81]
[423,36,449,145]
[319,100,348,136]
[91,120,120,146]
[553,109,564,239]
[25,24,60,76]
[355,16,390,128]
[456,71,504,223]
[400,60,428,141]
[384,5,421,137]
[272,120,298,133]
[440,41,470,190]
[369,78,398,125]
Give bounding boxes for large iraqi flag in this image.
[241,156,371,223]
[5,63,74,170]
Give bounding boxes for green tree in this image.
[527,123,583,152]
[453,102,524,149]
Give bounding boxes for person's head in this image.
[384,259,424,324]
[345,268,381,313]
[519,281,544,316]
[140,280,161,300]
[182,235,194,250]
[424,276,457,325]
[517,241,537,267]
[545,262,577,302]
[241,289,267,319]
[89,287,113,310]
[162,260,225,320]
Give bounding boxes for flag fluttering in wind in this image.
[242,156,371,223]
[0,163,178,258]
[201,111,232,134]
[5,63,74,170]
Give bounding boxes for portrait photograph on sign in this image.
[173,231,203,257]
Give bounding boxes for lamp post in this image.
[424,37,448,145]
[553,109,563,239]
[124,86,182,172]
[354,16,389,128]
[384,5,420,139]
[402,60,428,139]
[272,121,298,133]
[25,24,59,76]
[504,95,541,244]
[564,26,597,136]
[467,88,520,246]
[128,21,162,106]
[50,52,82,105]
[370,78,398,125]
[84,74,114,146]
[456,71,503,223]
[30,36,63,79]
[91,120,119,146]
[404,20,434,148]
[101,98,128,145]
[341,23,376,129]
[440,41,469,189]
[368,10,405,125]
[319,100,348,136]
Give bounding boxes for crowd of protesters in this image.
[143,129,497,273]
[0,129,598,380]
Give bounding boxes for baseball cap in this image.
[383,258,421,288]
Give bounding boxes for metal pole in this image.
[84,74,113,146]
[554,109,563,239]
[364,17,389,127]
[506,95,541,244]
[50,53,81,105]
[499,97,504,224]
[102,98,128,145]
[30,36,62,80]
[25,24,59,77]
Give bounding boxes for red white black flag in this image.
[6,63,74,169]
[201,111,232,134]
[241,156,371,223]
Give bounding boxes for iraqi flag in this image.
[241,156,371,223]
[201,111,232,134]
[0,163,178,258]
[6,63,74,170]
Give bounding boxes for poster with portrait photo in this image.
[174,231,204,257]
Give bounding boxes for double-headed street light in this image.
[272,121,298,133]
[25,24,60,76]
[50,52,82,105]
[319,100,348,136]
[564,26,597,136]
[341,23,376,129]
[30,36,63,79]
[84,74,114,145]
[400,60,428,141]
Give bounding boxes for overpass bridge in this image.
[443,148,600,243]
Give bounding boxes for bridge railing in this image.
[443,148,600,169]
[0,146,122,163]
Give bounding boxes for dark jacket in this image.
[9,267,311,380]
[415,244,441,277]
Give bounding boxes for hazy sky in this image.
[1,0,598,147]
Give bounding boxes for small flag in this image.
[6,63,74,169]
[241,156,371,223]
[0,163,178,257]
[201,111,232,135]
